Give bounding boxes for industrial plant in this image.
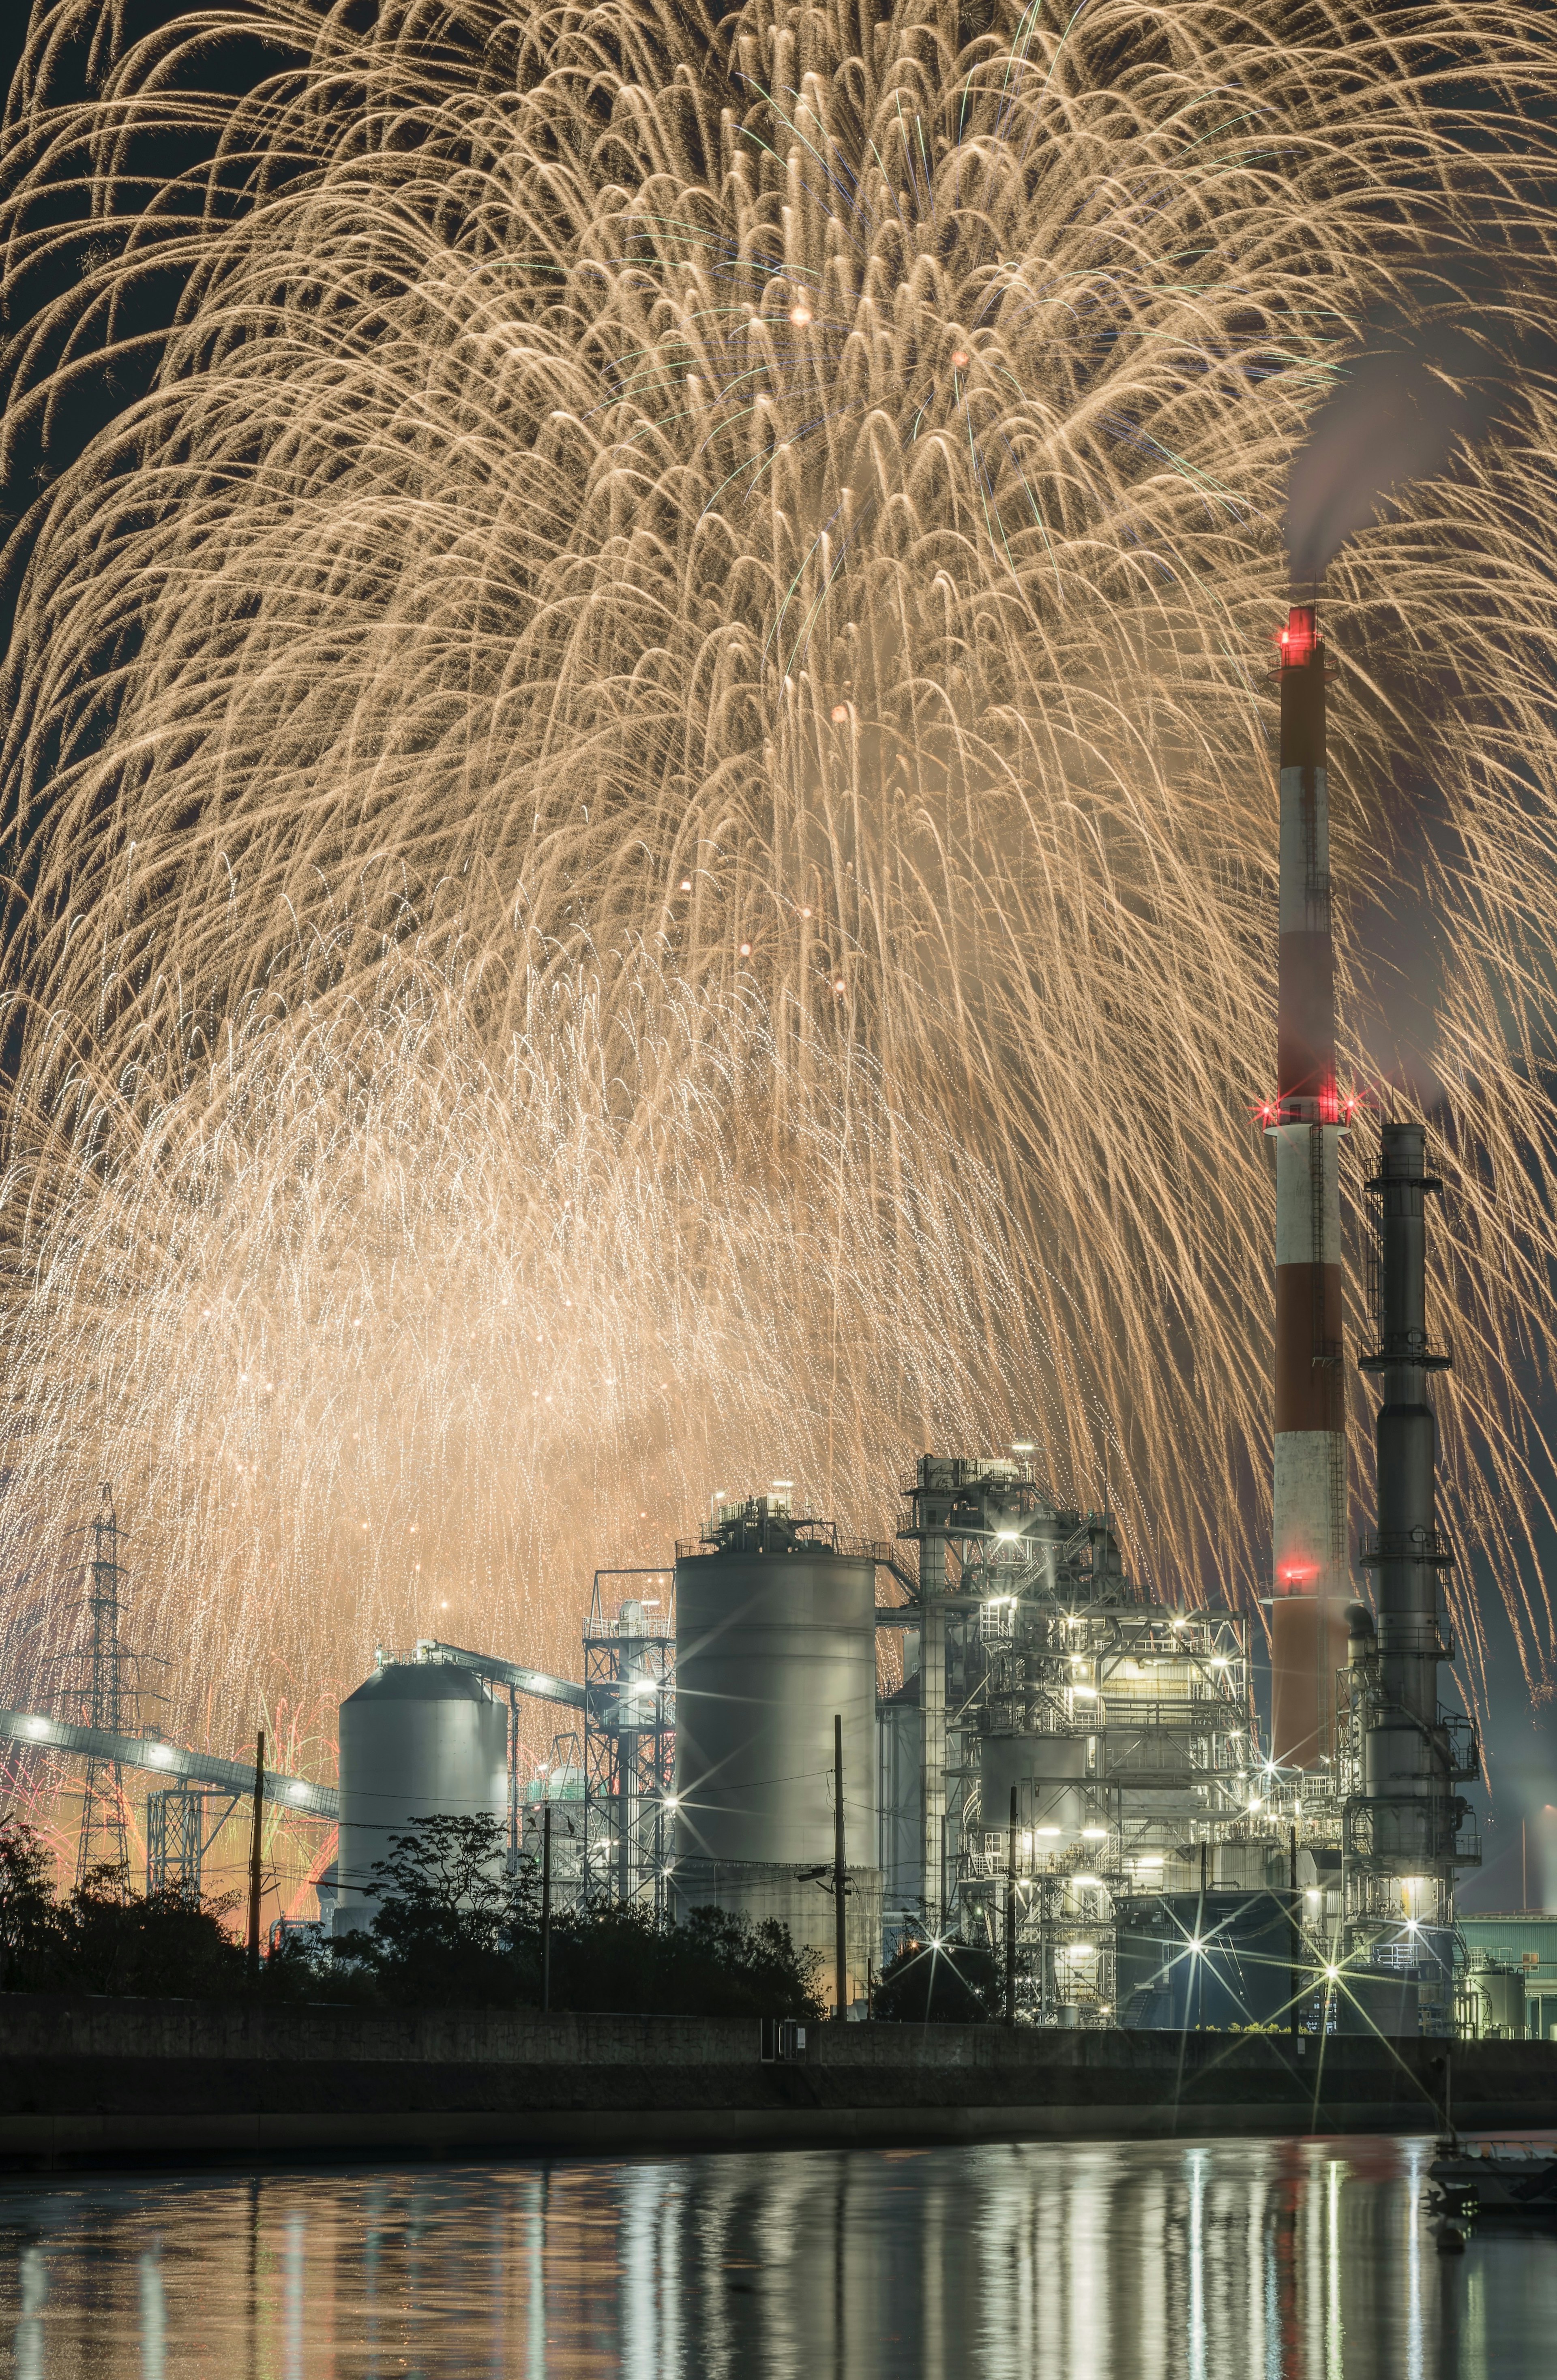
[0,608,1500,2038]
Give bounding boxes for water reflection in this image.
[0,2136,1553,2377]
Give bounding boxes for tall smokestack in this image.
[1357,1124,1456,1859]
[1349,1120,1475,2005]
[1267,604,1349,1765]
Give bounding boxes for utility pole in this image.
[246,1729,265,1980]
[508,1686,519,1872]
[540,1799,553,2014]
[834,1712,847,2020]
[1005,1785,1018,2026]
[1289,1823,1300,2040]
[1196,1840,1208,2031]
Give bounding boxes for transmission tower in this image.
[74,1486,132,1885]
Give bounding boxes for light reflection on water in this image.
[0,2135,1553,2377]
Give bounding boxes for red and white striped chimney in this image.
[1266,604,1350,1766]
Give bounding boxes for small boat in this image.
[1428,2139,1557,2222]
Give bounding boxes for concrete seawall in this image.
[0,1995,1552,2166]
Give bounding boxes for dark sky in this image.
[1,2,1553,1903]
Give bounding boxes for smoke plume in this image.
[1285,313,1496,587]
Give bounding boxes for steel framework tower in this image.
[74,1488,132,1884]
[581,1570,675,1909]
[145,1789,212,1894]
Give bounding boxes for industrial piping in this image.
[1267,603,1350,1765]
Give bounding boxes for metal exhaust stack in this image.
[1267,603,1350,1765]
[1350,1122,1472,1961]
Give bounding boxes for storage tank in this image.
[673,1497,881,2009]
[1469,1960,1526,2040]
[334,1660,508,1934]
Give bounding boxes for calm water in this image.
[1,2136,1554,2378]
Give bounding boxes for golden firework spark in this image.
[0,0,1554,1822]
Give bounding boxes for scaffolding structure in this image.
[581,1571,675,1910]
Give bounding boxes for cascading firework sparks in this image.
[1,0,1556,1816]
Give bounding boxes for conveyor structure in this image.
[0,1707,337,1817]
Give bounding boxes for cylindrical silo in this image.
[673,1516,881,2009]
[334,1660,509,1933]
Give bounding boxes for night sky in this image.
[1,1,1553,1902]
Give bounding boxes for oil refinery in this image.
[0,607,1496,2035]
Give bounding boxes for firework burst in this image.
[1,0,1556,1797]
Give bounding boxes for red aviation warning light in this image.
[1278,604,1319,666]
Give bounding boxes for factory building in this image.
[878,1457,1257,2021]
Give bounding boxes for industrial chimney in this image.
[1267,604,1350,1765]
[1350,1121,1473,1980]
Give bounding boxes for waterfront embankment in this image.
[0,1994,1552,2165]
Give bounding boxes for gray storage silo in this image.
[673,1494,881,2010]
[334,1659,508,1934]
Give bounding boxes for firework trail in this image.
[0,0,1555,1806]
